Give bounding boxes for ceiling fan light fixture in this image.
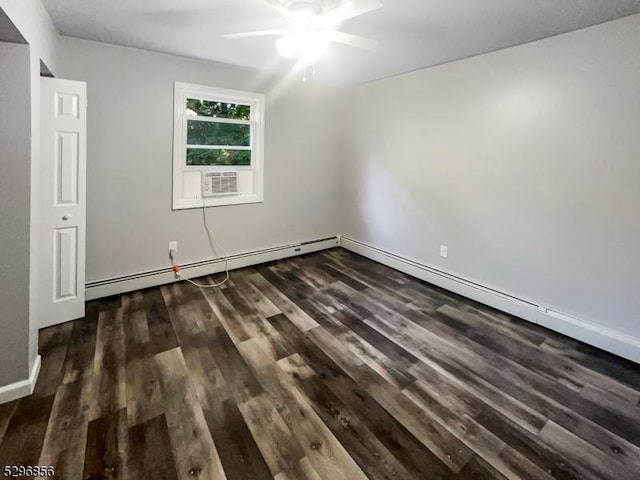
[276,30,330,63]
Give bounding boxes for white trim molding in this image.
[536,308,640,364]
[0,355,41,405]
[86,237,340,301]
[340,236,640,364]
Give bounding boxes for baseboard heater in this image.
[344,237,537,305]
[340,236,640,364]
[85,236,339,300]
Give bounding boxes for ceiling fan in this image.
[224,0,383,63]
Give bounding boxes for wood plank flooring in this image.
[2,249,640,479]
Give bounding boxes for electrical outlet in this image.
[169,241,178,254]
[440,245,448,258]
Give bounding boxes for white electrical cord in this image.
[171,252,229,288]
[170,182,230,288]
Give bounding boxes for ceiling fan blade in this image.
[319,0,382,25]
[223,29,291,39]
[263,0,289,17]
[328,31,377,49]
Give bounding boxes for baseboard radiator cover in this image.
[86,236,340,301]
[339,236,640,364]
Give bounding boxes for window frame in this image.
[173,82,265,209]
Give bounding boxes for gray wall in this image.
[0,8,26,43]
[0,0,60,390]
[0,42,32,385]
[340,14,640,337]
[0,0,58,72]
[56,37,343,283]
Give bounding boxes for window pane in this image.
[186,98,251,120]
[187,120,250,147]
[186,148,251,166]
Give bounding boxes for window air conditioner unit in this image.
[203,171,238,197]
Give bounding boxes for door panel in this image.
[40,77,86,328]
[55,92,80,119]
[56,131,79,205]
[55,227,78,299]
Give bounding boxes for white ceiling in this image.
[42,0,640,86]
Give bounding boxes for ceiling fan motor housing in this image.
[279,0,326,26]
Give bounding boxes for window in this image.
[173,82,264,209]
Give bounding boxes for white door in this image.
[39,77,87,328]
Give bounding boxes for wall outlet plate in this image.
[440,245,448,258]
[169,241,178,254]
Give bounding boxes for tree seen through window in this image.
[186,98,251,166]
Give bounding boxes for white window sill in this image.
[172,193,263,210]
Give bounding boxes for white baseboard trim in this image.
[340,236,640,364]
[536,309,640,364]
[340,236,539,322]
[86,236,340,301]
[0,355,41,405]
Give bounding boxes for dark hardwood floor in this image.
[1,249,640,479]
